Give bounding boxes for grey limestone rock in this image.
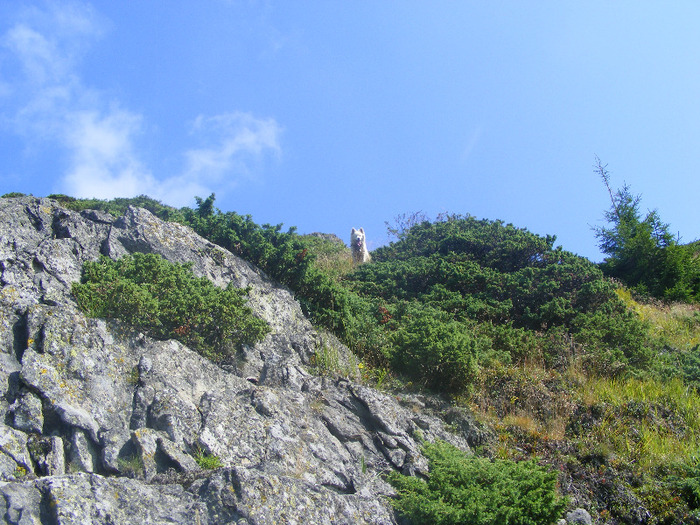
[0,481,45,525]
[9,389,43,434]
[566,508,593,525]
[191,466,396,525]
[30,472,209,524]
[67,428,98,473]
[0,424,33,480]
[0,196,482,523]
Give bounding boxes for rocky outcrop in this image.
[0,196,474,524]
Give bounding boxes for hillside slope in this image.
[0,196,473,524]
[4,195,698,524]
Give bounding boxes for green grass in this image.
[616,288,700,350]
[301,234,354,282]
[192,447,223,470]
[579,376,700,469]
[117,454,144,477]
[308,339,362,379]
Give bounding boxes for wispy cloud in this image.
[1,2,281,206]
[2,4,95,139]
[460,126,482,164]
[3,3,99,87]
[185,113,282,181]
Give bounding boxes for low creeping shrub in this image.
[387,303,485,393]
[72,253,269,362]
[388,440,566,525]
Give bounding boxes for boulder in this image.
[566,508,593,525]
[0,473,209,524]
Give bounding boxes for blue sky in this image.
[1,1,699,261]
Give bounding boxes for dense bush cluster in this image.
[347,215,653,383]
[388,440,566,525]
[178,200,655,389]
[72,253,269,362]
[363,217,603,330]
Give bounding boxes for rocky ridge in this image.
[0,196,481,524]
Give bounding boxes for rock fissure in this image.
[37,481,61,525]
[11,314,28,362]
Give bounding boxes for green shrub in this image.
[388,440,566,525]
[72,253,269,362]
[50,194,186,222]
[2,192,28,198]
[357,215,616,330]
[677,345,700,391]
[388,303,485,392]
[181,194,314,293]
[350,214,651,375]
[677,464,700,510]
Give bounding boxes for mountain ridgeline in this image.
[49,193,654,384]
[4,192,700,524]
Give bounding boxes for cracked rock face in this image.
[0,196,476,524]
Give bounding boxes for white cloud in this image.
[5,24,62,86]
[1,2,281,206]
[2,2,101,94]
[62,109,158,200]
[185,112,282,182]
[1,7,153,200]
[60,108,282,207]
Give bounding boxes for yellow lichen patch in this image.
[0,286,20,304]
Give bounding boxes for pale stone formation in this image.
[566,508,593,525]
